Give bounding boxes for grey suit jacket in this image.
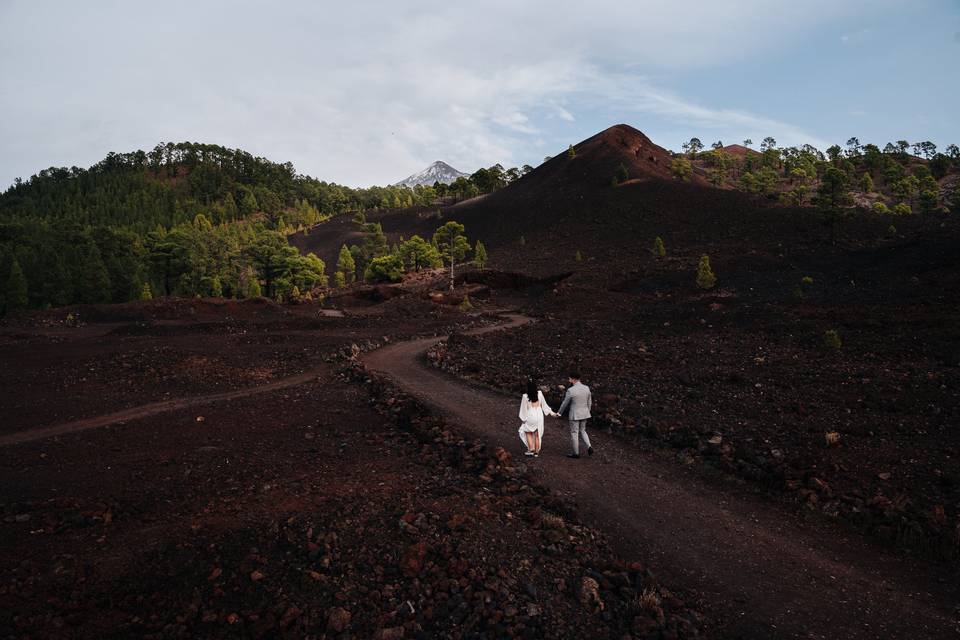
[558,382,591,420]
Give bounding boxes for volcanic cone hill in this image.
[292,123,959,310]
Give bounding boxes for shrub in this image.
[567,144,576,158]
[139,282,153,301]
[695,255,716,290]
[364,254,404,283]
[801,276,814,286]
[872,202,889,214]
[653,236,666,258]
[887,224,897,236]
[824,329,842,350]
[893,203,912,215]
[671,157,692,182]
[473,240,487,268]
[575,250,583,262]
[334,271,346,288]
[459,295,473,312]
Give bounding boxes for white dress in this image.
[518,391,554,446]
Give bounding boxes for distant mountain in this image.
[395,161,469,188]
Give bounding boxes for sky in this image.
[1,0,958,188]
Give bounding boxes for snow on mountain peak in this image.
[395,161,469,188]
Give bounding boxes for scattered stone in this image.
[327,607,351,632]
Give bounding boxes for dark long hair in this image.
[526,378,539,401]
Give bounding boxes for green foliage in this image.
[742,167,780,198]
[398,235,442,271]
[364,254,404,283]
[575,250,583,262]
[433,221,470,290]
[459,295,473,312]
[919,189,939,213]
[781,184,809,206]
[890,175,919,203]
[139,282,153,300]
[893,203,912,215]
[473,240,488,268]
[887,224,897,236]
[336,245,356,283]
[209,276,223,297]
[695,255,716,290]
[671,157,692,182]
[682,138,703,157]
[860,172,874,193]
[5,258,28,311]
[823,329,842,350]
[801,276,814,286]
[653,236,665,258]
[334,271,346,288]
[0,142,452,310]
[240,270,262,298]
[872,202,889,214]
[567,145,576,159]
[814,166,853,208]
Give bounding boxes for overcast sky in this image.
[1,0,958,188]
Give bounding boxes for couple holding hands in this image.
[518,371,594,459]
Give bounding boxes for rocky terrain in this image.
[0,297,709,639]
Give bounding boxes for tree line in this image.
[670,136,960,213]
[333,214,484,290]
[0,142,517,315]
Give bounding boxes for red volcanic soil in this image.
[0,297,707,639]
[720,144,759,158]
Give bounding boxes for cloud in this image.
[0,0,902,186]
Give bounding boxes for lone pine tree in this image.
[696,255,716,290]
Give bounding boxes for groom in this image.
[558,371,593,459]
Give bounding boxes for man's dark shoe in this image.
[566,453,580,459]
[587,447,594,456]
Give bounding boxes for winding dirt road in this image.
[364,314,960,639]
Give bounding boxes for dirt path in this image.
[364,315,960,639]
[0,366,330,447]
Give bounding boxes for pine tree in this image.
[139,282,153,300]
[474,240,488,268]
[433,221,470,291]
[653,236,666,258]
[75,241,112,304]
[860,172,874,193]
[824,329,842,350]
[334,271,346,288]
[696,255,716,290]
[5,258,28,310]
[337,244,356,283]
[567,144,576,158]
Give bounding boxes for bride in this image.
[518,378,558,457]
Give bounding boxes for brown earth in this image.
[365,316,960,639]
[0,299,709,639]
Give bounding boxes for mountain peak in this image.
[395,161,468,188]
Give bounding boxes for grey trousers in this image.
[569,419,591,455]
